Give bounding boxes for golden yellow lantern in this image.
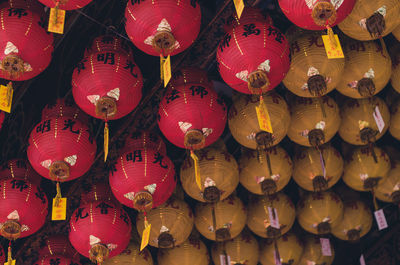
[297,191,344,235]
[259,232,304,265]
[194,195,247,241]
[287,95,340,147]
[375,160,400,203]
[343,146,391,192]
[338,0,400,41]
[247,192,295,238]
[298,235,335,265]
[389,98,400,140]
[239,146,293,195]
[102,241,153,265]
[336,39,391,98]
[211,231,259,265]
[137,196,194,248]
[180,143,239,202]
[283,29,344,98]
[293,144,343,191]
[228,92,291,150]
[331,200,373,241]
[339,97,390,145]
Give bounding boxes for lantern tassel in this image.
[54,182,62,207]
[7,242,12,265]
[273,239,281,265]
[326,24,336,48]
[104,121,109,162]
[54,1,60,25]
[190,150,202,190]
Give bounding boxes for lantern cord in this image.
[104,121,109,162]
[7,241,12,265]
[54,1,60,25]
[318,147,326,180]
[144,212,149,229]
[54,182,62,207]
[368,142,378,164]
[325,22,336,48]
[190,150,202,191]
[273,239,281,265]
[266,151,273,177]
[317,96,327,118]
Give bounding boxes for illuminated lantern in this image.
[247,193,295,238]
[336,39,391,98]
[293,144,343,191]
[124,0,201,57]
[41,98,90,124]
[0,178,48,240]
[339,97,390,145]
[37,0,93,10]
[375,160,400,203]
[287,95,340,147]
[34,255,82,265]
[158,68,227,150]
[298,235,335,265]
[331,200,373,241]
[38,235,79,259]
[194,195,246,241]
[217,8,290,94]
[103,241,153,265]
[0,0,54,81]
[297,191,344,235]
[211,231,259,265]
[389,98,400,140]
[80,182,117,206]
[228,93,290,150]
[259,233,304,265]
[0,159,42,186]
[338,0,400,40]
[136,197,193,248]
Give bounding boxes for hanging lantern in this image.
[120,130,167,155]
[211,231,259,265]
[124,0,201,57]
[0,159,42,186]
[391,50,400,93]
[158,67,227,150]
[331,200,373,241]
[0,178,48,240]
[287,95,340,147]
[336,39,391,98]
[0,0,53,81]
[41,98,90,124]
[136,197,193,248]
[297,191,344,235]
[338,0,400,40]
[103,241,153,265]
[37,0,93,10]
[194,195,247,241]
[247,193,295,239]
[35,255,82,265]
[217,8,290,94]
[239,146,292,195]
[38,235,79,259]
[228,92,290,150]
[180,143,239,203]
[259,233,304,265]
[80,182,117,206]
[389,98,400,140]
[339,97,390,145]
[69,200,132,264]
[375,160,400,203]
[283,29,345,98]
[293,144,343,191]
[298,235,335,265]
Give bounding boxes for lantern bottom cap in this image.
[266,226,281,238]
[133,191,153,212]
[0,220,21,241]
[247,70,270,94]
[317,221,331,234]
[311,1,337,26]
[312,176,329,192]
[255,131,274,150]
[153,31,176,55]
[366,12,386,38]
[184,129,205,150]
[158,232,175,248]
[0,54,26,78]
[203,186,221,203]
[261,179,277,195]
[357,78,376,97]
[347,229,361,242]
[308,129,325,147]
[49,161,70,181]
[215,228,231,241]
[95,96,117,119]
[307,75,327,97]
[89,243,110,264]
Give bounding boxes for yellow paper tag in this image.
[322,34,344,59]
[48,8,65,34]
[4,260,16,265]
[255,99,273,133]
[52,198,67,221]
[140,223,151,251]
[160,56,166,80]
[233,0,244,19]
[0,84,13,113]
[190,151,202,190]
[163,55,171,87]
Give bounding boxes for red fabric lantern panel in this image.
[34,255,82,265]
[84,35,132,58]
[37,0,93,10]
[27,117,96,182]
[158,68,227,150]
[69,201,131,263]
[0,178,48,240]
[38,235,79,259]
[72,36,143,121]
[278,0,356,30]
[0,1,53,81]
[121,131,167,156]
[80,183,118,206]
[124,0,201,57]
[217,8,290,94]
[0,159,42,186]
[41,98,90,124]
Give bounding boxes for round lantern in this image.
[158,236,209,265]
[278,0,356,30]
[389,98,400,140]
[247,193,295,238]
[283,29,345,98]
[331,200,373,241]
[125,0,201,57]
[287,95,340,147]
[391,51,400,93]
[120,130,167,155]
[217,8,290,94]
[37,0,92,10]
[34,255,82,265]
[375,160,400,203]
[180,143,239,203]
[136,197,193,248]
[80,182,117,206]
[293,144,343,191]
[0,159,42,186]
[41,98,90,124]
[158,67,227,150]
[103,241,153,265]
[297,191,344,235]
[298,235,335,265]
[38,235,79,259]
[229,92,290,150]
[69,200,132,264]
[0,0,53,81]
[338,0,400,40]
[259,233,304,265]
[239,146,293,195]
[0,178,48,240]
[194,195,247,241]
[336,39,391,98]
[211,231,259,265]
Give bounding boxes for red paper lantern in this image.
[80,183,118,206]
[38,235,79,259]
[278,0,356,30]
[0,0,53,81]
[217,8,290,94]
[35,255,82,265]
[37,0,93,10]
[83,35,133,58]
[158,68,227,150]
[0,178,48,240]
[69,200,131,264]
[124,0,201,57]
[120,130,167,156]
[0,159,42,186]
[41,98,90,124]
